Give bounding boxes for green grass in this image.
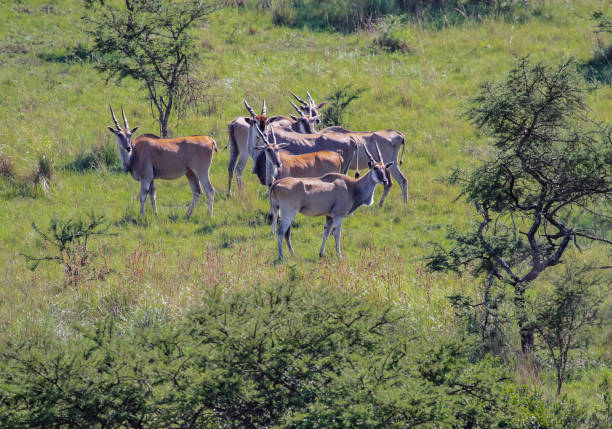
[0,0,611,417]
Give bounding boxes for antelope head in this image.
[254,125,289,183]
[364,143,393,187]
[108,106,139,172]
[289,90,326,124]
[288,99,320,134]
[244,99,270,152]
[107,105,139,153]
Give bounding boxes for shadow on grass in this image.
[581,46,612,85]
[39,44,99,64]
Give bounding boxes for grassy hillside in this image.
[0,0,611,421]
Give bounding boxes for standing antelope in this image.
[253,125,345,187]
[254,126,345,235]
[107,106,217,217]
[225,91,325,196]
[270,143,392,260]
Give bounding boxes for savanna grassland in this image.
[0,0,611,426]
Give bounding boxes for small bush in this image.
[372,15,413,53]
[321,84,367,127]
[0,153,15,179]
[22,211,111,287]
[270,0,296,26]
[26,154,54,193]
[67,140,120,172]
[583,46,612,85]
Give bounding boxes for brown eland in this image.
[270,143,392,260]
[107,106,217,217]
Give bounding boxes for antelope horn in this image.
[289,100,303,115]
[271,125,277,145]
[121,105,129,129]
[244,99,257,118]
[109,105,121,130]
[254,120,269,142]
[307,91,314,106]
[364,144,375,163]
[261,99,267,116]
[289,90,307,105]
[375,142,383,163]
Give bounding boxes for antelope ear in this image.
[367,161,373,168]
[290,115,298,121]
[316,102,326,109]
[255,145,266,151]
[385,161,394,168]
[130,127,139,134]
[107,126,118,134]
[244,118,253,125]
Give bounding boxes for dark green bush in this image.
[266,0,530,32]
[66,140,120,172]
[321,84,367,127]
[0,283,530,427]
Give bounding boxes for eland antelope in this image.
[107,106,217,217]
[244,102,357,175]
[225,92,325,196]
[270,143,392,260]
[253,126,345,234]
[254,126,344,187]
[284,95,408,207]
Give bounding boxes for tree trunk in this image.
[520,326,535,353]
[515,284,534,353]
[160,117,168,138]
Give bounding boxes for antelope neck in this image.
[119,146,134,173]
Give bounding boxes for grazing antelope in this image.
[270,143,392,260]
[225,91,325,196]
[107,106,217,217]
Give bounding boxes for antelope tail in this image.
[352,140,360,178]
[399,136,405,166]
[212,138,219,153]
[227,123,237,152]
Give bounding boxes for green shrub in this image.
[321,83,367,127]
[372,15,413,53]
[0,283,524,427]
[21,211,111,286]
[67,140,120,172]
[261,0,531,32]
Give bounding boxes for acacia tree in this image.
[84,0,217,137]
[428,58,612,352]
[532,262,601,396]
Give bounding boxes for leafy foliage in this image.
[0,283,518,427]
[372,15,413,53]
[531,262,603,395]
[320,84,367,127]
[583,12,612,85]
[83,0,218,137]
[264,0,530,32]
[428,57,612,351]
[21,211,111,285]
[66,140,120,172]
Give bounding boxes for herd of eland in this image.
[108,91,408,260]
